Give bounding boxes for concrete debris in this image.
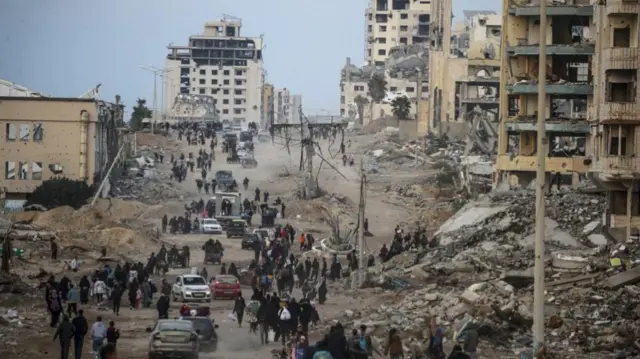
[338,189,640,357]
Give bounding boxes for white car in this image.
[172,275,212,303]
[201,218,222,234]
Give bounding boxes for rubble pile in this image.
[112,145,181,204]
[331,190,640,357]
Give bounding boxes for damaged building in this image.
[588,0,640,241]
[364,0,431,66]
[0,96,125,210]
[495,0,593,189]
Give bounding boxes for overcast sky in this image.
[0,0,500,114]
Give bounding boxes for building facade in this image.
[365,0,431,66]
[495,0,593,189]
[164,18,264,126]
[262,83,274,128]
[0,97,124,201]
[588,0,640,238]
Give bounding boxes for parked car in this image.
[201,218,222,234]
[178,316,218,352]
[209,275,241,300]
[147,319,199,359]
[172,275,212,303]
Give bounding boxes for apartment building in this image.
[0,97,124,203]
[262,83,274,128]
[164,18,264,126]
[589,0,640,239]
[365,0,431,66]
[494,0,594,189]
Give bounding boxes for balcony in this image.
[605,0,640,15]
[591,156,640,180]
[460,97,499,105]
[599,102,640,123]
[508,4,593,16]
[504,120,590,133]
[507,44,595,56]
[465,76,500,85]
[602,48,640,70]
[506,83,593,95]
[495,154,588,173]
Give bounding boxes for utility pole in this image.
[415,68,423,167]
[152,72,157,134]
[533,0,548,352]
[357,158,366,287]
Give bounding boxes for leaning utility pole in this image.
[533,0,548,351]
[357,158,366,287]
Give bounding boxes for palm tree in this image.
[367,74,387,103]
[391,96,412,120]
[353,95,369,125]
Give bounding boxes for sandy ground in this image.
[1,130,425,359]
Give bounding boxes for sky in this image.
[0,0,500,116]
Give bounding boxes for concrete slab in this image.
[435,198,507,237]
[522,217,582,248]
[603,266,640,289]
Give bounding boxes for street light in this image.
[138,65,175,133]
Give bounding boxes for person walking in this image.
[54,315,74,359]
[90,316,107,359]
[71,310,88,359]
[233,295,246,328]
[106,321,120,346]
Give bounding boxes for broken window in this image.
[549,135,586,157]
[605,125,634,156]
[377,37,387,44]
[400,25,408,32]
[613,28,631,48]
[49,163,64,175]
[406,87,414,92]
[18,162,28,180]
[5,123,16,141]
[380,25,387,32]
[33,123,43,141]
[19,124,29,141]
[606,70,636,103]
[508,96,519,117]
[4,161,15,179]
[551,16,591,45]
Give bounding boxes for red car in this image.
[209,275,241,299]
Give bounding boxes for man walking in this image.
[53,315,74,359]
[91,316,107,359]
[72,310,88,359]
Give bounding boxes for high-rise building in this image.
[274,88,291,124]
[589,0,640,239]
[364,0,431,66]
[495,0,593,189]
[164,18,264,126]
[262,83,274,128]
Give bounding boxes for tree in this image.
[391,96,412,120]
[367,74,387,103]
[353,95,369,125]
[129,98,152,131]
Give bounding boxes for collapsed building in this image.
[495,0,593,189]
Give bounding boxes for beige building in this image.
[0,97,124,203]
[495,0,594,189]
[262,83,274,128]
[588,0,640,238]
[365,0,431,66]
[164,18,264,126]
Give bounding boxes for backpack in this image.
[312,351,333,359]
[279,308,291,321]
[249,301,260,315]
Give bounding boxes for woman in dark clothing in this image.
[233,295,246,327]
[79,276,90,304]
[228,263,239,278]
[128,280,138,309]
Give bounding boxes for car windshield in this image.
[181,318,213,335]
[217,277,238,285]
[203,219,219,225]
[183,277,206,285]
[158,321,193,332]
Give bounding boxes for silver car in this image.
[147,319,200,359]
